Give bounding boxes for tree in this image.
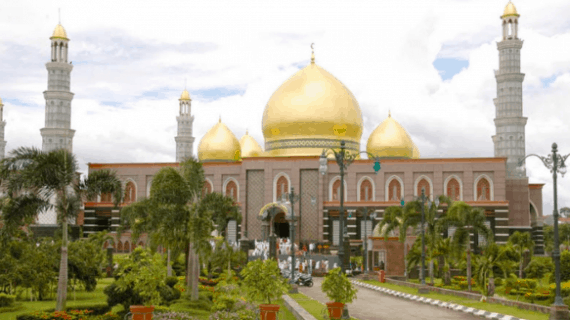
[507,231,534,279]
[0,147,123,310]
[440,201,491,291]
[473,241,514,297]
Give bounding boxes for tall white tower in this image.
[0,97,6,160]
[40,24,75,153]
[175,89,195,162]
[492,1,526,178]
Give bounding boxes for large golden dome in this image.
[262,57,363,157]
[412,142,420,159]
[198,118,241,162]
[51,24,69,40]
[240,130,264,158]
[502,1,519,18]
[367,113,416,159]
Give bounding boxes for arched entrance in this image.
[273,211,290,238]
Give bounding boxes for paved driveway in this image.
[298,277,483,320]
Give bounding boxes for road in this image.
[298,277,483,320]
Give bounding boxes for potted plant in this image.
[321,267,358,319]
[241,259,289,320]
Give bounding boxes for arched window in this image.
[477,178,491,201]
[124,241,130,253]
[447,178,460,201]
[101,193,112,203]
[117,241,123,253]
[124,181,136,203]
[360,179,373,201]
[202,180,212,197]
[416,178,431,198]
[276,176,289,201]
[226,180,238,201]
[332,180,341,201]
[138,241,144,248]
[388,179,401,201]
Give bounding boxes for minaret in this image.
[0,97,6,160]
[40,23,75,153]
[175,89,195,162]
[492,1,526,178]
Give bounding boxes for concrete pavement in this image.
[298,277,485,320]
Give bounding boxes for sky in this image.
[1,0,570,220]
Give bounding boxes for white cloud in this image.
[2,0,570,219]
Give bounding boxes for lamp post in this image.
[319,140,381,274]
[517,143,570,319]
[283,187,315,288]
[359,207,377,273]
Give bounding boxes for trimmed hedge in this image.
[16,303,111,320]
[0,293,15,307]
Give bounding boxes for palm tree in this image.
[473,240,515,297]
[0,147,123,311]
[507,231,535,279]
[433,237,454,286]
[440,201,491,291]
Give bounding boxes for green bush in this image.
[494,278,503,286]
[550,251,570,283]
[0,293,15,307]
[166,276,179,288]
[525,257,554,280]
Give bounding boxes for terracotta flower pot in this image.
[129,305,154,320]
[326,302,345,319]
[259,304,280,320]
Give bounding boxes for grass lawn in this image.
[362,280,549,320]
[288,292,358,320]
[2,277,114,320]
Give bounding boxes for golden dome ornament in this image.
[366,112,416,159]
[240,129,264,158]
[180,89,191,101]
[502,1,519,18]
[198,117,241,162]
[262,43,363,157]
[51,24,68,40]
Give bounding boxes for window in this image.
[477,178,491,201]
[446,178,460,201]
[332,220,340,245]
[101,193,112,203]
[227,220,237,244]
[202,180,212,197]
[478,221,491,247]
[361,220,373,239]
[416,178,430,198]
[388,179,401,201]
[124,181,136,203]
[276,176,288,201]
[332,180,341,201]
[226,180,238,201]
[448,226,456,238]
[360,179,373,201]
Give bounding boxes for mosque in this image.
[5,2,545,264]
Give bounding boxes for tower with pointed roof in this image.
[40,23,75,152]
[492,1,526,178]
[0,97,6,159]
[175,89,195,162]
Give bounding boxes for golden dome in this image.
[198,118,241,162]
[0,97,3,106]
[240,130,264,158]
[262,59,363,157]
[502,1,519,18]
[180,89,191,101]
[51,24,69,40]
[412,142,420,159]
[366,113,415,159]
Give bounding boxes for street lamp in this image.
[282,187,315,288]
[319,140,381,274]
[359,207,377,273]
[517,143,570,319]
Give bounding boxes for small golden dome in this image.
[198,118,241,162]
[502,1,519,18]
[180,89,191,101]
[412,142,420,159]
[262,61,363,157]
[240,130,264,158]
[0,97,3,105]
[366,114,415,158]
[51,24,69,40]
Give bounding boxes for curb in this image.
[351,280,526,320]
[282,294,318,320]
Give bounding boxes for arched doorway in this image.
[273,211,290,238]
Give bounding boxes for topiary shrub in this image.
[166,276,179,288]
[0,293,15,307]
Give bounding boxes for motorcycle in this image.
[281,270,314,287]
